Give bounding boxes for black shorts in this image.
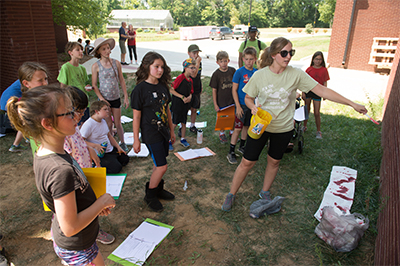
[305,91,321,101]
[190,93,201,109]
[146,140,169,167]
[171,110,187,125]
[107,98,121,109]
[244,130,293,161]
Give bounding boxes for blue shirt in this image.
[232,67,257,105]
[119,27,127,41]
[1,80,21,111]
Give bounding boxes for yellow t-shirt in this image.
[243,66,317,133]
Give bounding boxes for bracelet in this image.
[181,96,184,100]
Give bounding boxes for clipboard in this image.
[214,104,235,131]
[174,147,216,161]
[42,167,107,211]
[108,218,174,266]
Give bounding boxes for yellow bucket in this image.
[248,108,272,139]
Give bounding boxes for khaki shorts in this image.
[119,40,127,54]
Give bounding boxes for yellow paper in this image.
[42,167,107,211]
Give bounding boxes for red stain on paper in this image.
[333,193,353,201]
[334,177,356,186]
[336,186,349,193]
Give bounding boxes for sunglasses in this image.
[56,110,75,119]
[280,49,296,57]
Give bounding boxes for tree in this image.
[52,0,112,38]
[318,0,336,27]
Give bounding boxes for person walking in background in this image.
[131,51,176,212]
[119,21,129,65]
[90,37,130,152]
[238,26,267,68]
[7,85,116,266]
[302,51,330,139]
[0,62,48,152]
[127,24,138,65]
[222,37,367,212]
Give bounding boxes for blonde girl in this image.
[7,85,115,265]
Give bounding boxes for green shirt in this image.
[243,66,317,133]
[57,62,88,91]
[238,39,267,67]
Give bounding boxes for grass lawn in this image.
[0,69,381,264]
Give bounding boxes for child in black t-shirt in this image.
[169,58,197,150]
[131,51,176,212]
[6,85,115,265]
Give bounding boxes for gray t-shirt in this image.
[97,59,120,101]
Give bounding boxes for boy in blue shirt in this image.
[227,47,258,164]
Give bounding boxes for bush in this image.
[287,27,292,33]
[314,29,319,34]
[305,23,313,34]
[298,29,303,33]
[323,29,328,33]
[137,28,143,33]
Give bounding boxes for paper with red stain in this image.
[314,166,357,221]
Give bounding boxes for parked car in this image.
[233,25,248,40]
[233,25,260,40]
[209,27,234,40]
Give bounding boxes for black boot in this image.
[157,179,175,200]
[144,182,163,212]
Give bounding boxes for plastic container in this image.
[248,108,272,139]
[98,142,107,158]
[197,129,203,144]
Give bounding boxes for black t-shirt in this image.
[34,152,99,250]
[192,62,202,94]
[171,74,192,114]
[209,66,236,108]
[131,81,172,144]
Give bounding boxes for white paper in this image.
[177,148,213,160]
[112,221,172,265]
[314,166,357,221]
[123,132,141,145]
[121,115,133,123]
[185,121,207,128]
[106,174,126,198]
[127,144,149,157]
[294,106,306,121]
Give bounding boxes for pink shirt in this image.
[64,126,92,168]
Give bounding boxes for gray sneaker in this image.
[9,144,27,152]
[120,142,129,152]
[0,254,7,266]
[259,190,272,201]
[221,193,236,211]
[219,133,228,144]
[316,131,322,139]
[226,152,237,164]
[238,146,245,155]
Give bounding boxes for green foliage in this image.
[51,0,113,38]
[305,23,313,34]
[318,0,336,27]
[136,28,143,33]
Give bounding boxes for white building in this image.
[108,10,174,31]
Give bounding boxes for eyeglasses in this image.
[56,110,75,119]
[189,67,197,70]
[280,49,296,58]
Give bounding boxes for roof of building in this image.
[110,10,172,20]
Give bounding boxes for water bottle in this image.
[98,142,107,158]
[196,110,200,115]
[197,129,203,144]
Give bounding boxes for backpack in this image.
[244,39,262,51]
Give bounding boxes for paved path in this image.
[82,38,389,103]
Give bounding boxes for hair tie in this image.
[18,97,22,101]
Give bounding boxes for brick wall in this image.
[0,0,59,94]
[328,0,400,71]
[374,34,400,266]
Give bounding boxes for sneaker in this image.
[238,146,245,155]
[189,126,198,134]
[219,133,228,144]
[96,229,115,245]
[259,190,272,201]
[316,131,322,139]
[169,141,174,151]
[178,127,182,138]
[120,142,129,153]
[9,144,26,152]
[221,193,236,211]
[180,138,190,148]
[226,152,237,164]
